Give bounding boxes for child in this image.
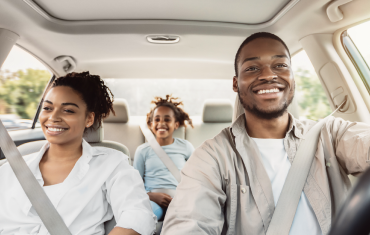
[133,95,195,221]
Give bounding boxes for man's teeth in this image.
[257,88,280,94]
[48,128,66,132]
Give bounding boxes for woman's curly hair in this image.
[51,71,115,129]
[147,95,193,128]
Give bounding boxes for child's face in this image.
[150,106,179,140]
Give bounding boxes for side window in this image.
[343,21,370,93]
[0,46,52,131]
[292,50,331,120]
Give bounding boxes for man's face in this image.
[233,38,295,119]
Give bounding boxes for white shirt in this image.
[0,139,156,235]
[252,138,323,235]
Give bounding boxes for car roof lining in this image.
[30,0,296,25]
[0,0,369,79]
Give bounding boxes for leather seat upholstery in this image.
[104,99,143,162]
[186,99,233,148]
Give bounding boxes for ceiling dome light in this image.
[146,35,180,44]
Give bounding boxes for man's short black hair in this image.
[234,32,291,76]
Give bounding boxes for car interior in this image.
[0,0,370,234]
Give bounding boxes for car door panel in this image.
[0,128,45,159]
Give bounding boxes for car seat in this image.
[185,99,233,148]
[103,98,143,164]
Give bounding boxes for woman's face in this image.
[39,86,94,146]
[150,106,179,139]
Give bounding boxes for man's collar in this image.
[286,113,304,139]
[231,112,304,139]
[230,113,247,137]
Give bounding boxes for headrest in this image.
[83,122,104,143]
[287,96,300,119]
[202,99,233,123]
[232,96,244,122]
[104,99,130,123]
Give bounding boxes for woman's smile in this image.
[45,125,70,136]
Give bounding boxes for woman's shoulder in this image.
[0,152,39,176]
[91,146,130,164]
[92,145,127,155]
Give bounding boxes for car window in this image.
[0,46,52,131]
[348,21,370,68]
[292,50,331,120]
[343,20,370,93]
[104,78,236,116]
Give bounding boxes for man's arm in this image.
[162,144,227,235]
[109,227,139,235]
[327,117,370,175]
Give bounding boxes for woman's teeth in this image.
[257,88,280,94]
[158,129,167,132]
[48,128,66,132]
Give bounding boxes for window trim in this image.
[31,75,56,129]
[341,30,370,94]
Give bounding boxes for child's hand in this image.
[148,192,172,207]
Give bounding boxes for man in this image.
[161,32,370,235]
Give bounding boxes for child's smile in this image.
[150,106,179,146]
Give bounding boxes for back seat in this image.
[104,99,144,162]
[104,98,233,163]
[186,99,233,148]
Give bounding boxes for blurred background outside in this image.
[0,46,51,130]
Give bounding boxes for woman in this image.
[0,72,155,235]
[133,95,195,222]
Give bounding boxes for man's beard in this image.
[238,86,294,120]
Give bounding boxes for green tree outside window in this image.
[0,69,51,119]
[294,68,331,120]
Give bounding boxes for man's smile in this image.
[252,83,286,93]
[250,82,287,100]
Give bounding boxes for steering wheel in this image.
[329,167,370,235]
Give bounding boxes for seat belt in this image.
[0,121,72,235]
[139,124,181,183]
[266,98,347,235]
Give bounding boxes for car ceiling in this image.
[34,0,291,23]
[0,0,369,79]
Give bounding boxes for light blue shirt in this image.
[133,138,195,192]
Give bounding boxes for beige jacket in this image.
[162,114,370,235]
